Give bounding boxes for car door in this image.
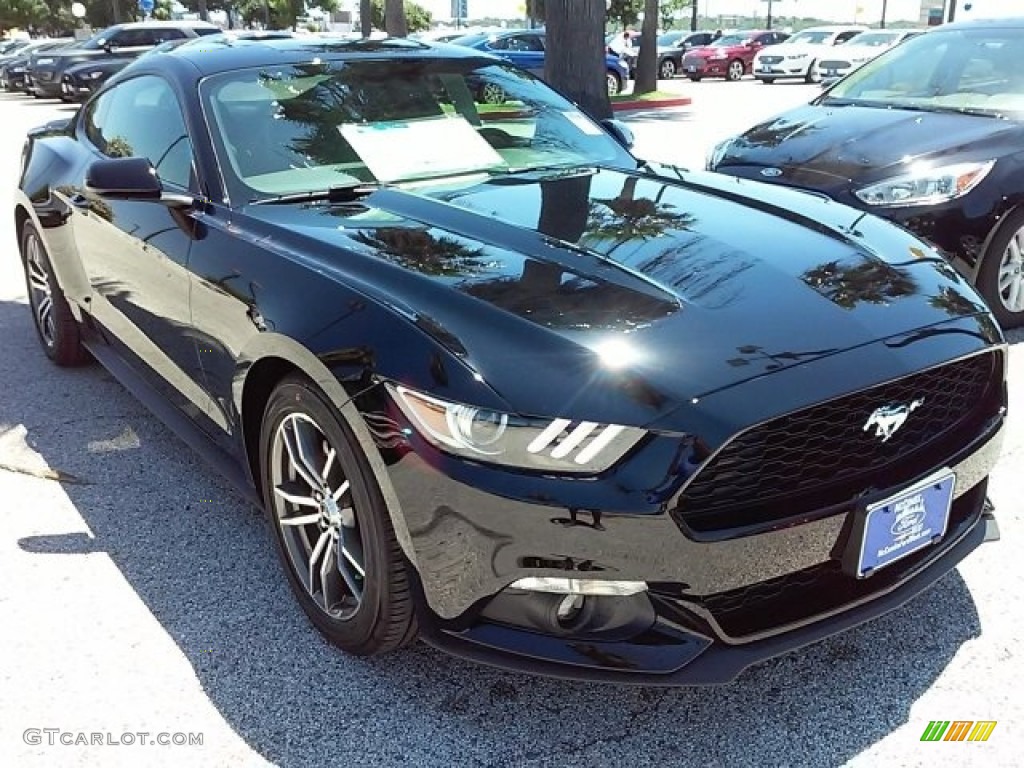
[488,33,546,77]
[65,74,214,424]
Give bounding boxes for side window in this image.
[505,35,543,52]
[755,34,773,46]
[110,29,153,47]
[152,28,187,43]
[82,75,194,190]
[835,31,861,45]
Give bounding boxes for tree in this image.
[633,0,659,95]
[0,0,48,33]
[545,0,612,120]
[368,0,431,34]
[360,0,371,35]
[658,0,691,30]
[607,0,641,31]
[384,0,407,36]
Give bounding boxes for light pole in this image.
[881,0,888,28]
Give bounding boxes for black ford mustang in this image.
[14,37,1006,684]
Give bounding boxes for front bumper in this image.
[60,75,94,102]
[682,59,730,77]
[26,71,61,98]
[754,61,811,79]
[377,335,1005,683]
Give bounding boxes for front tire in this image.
[607,70,622,96]
[805,61,820,84]
[20,221,89,366]
[726,59,744,82]
[260,374,417,655]
[977,208,1024,329]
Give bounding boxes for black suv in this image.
[27,20,219,100]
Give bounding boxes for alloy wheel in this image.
[479,82,506,105]
[607,72,621,95]
[269,412,366,619]
[997,225,1024,313]
[24,231,55,348]
[727,60,744,81]
[659,59,676,79]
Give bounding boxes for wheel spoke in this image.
[322,446,336,482]
[281,417,324,492]
[273,480,320,508]
[27,259,48,292]
[336,529,364,599]
[1008,275,1022,310]
[320,529,340,608]
[999,270,1016,290]
[279,512,321,527]
[308,528,331,591]
[36,295,52,334]
[1008,233,1023,264]
[332,479,350,502]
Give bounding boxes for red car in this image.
[681,29,788,81]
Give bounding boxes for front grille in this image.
[760,55,783,65]
[818,59,850,69]
[678,352,1001,532]
[38,72,53,82]
[694,480,986,639]
[684,57,705,68]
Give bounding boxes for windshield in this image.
[846,31,900,47]
[712,34,748,47]
[450,33,490,48]
[202,58,635,200]
[787,31,834,45]
[657,32,682,46]
[76,28,113,51]
[824,26,1024,118]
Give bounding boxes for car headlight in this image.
[11,66,24,74]
[35,58,53,65]
[854,160,995,207]
[706,136,734,170]
[708,52,726,60]
[785,53,807,60]
[389,384,646,473]
[86,70,104,80]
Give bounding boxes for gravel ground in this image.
[0,81,1021,767]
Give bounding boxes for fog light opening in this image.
[555,593,586,626]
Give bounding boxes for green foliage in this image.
[369,0,432,33]
[659,0,692,29]
[607,0,641,31]
[233,0,338,30]
[526,0,544,22]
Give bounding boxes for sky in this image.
[415,0,1022,24]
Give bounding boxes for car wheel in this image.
[805,61,820,84]
[977,209,1024,329]
[726,59,744,82]
[478,82,506,105]
[607,71,622,96]
[659,58,676,79]
[20,221,89,366]
[260,374,418,655]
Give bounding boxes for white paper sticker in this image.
[338,116,505,183]
[563,109,604,136]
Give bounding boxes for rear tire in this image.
[976,208,1024,329]
[20,221,89,366]
[260,374,418,656]
[607,70,622,96]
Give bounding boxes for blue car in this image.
[452,29,628,102]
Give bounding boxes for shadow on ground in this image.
[1,297,986,767]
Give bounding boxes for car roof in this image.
[116,20,220,29]
[154,36,494,78]
[793,25,867,33]
[942,16,1024,29]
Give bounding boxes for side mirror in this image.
[85,156,192,207]
[601,118,634,149]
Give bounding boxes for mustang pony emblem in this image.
[863,399,925,442]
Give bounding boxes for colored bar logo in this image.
[920,721,997,742]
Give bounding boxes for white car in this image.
[815,28,923,86]
[753,25,866,83]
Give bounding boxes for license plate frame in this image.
[846,469,955,578]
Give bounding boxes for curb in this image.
[612,96,692,112]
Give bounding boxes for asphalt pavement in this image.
[0,79,1021,767]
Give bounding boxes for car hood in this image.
[819,44,888,62]
[714,102,1024,194]
[66,57,130,74]
[684,45,741,58]
[760,42,829,57]
[240,166,991,427]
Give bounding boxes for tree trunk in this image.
[385,0,408,37]
[544,0,612,120]
[360,0,372,36]
[633,0,659,96]
[197,0,209,21]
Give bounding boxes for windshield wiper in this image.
[491,164,597,178]
[249,182,381,206]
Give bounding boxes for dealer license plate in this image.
[856,469,955,577]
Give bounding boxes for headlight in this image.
[708,52,726,60]
[86,70,104,79]
[11,66,24,74]
[854,161,995,207]
[35,58,53,65]
[706,136,734,170]
[785,53,807,60]
[389,385,646,473]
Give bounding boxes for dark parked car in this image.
[0,39,72,92]
[453,29,628,99]
[15,36,1005,684]
[681,29,788,81]
[621,31,716,80]
[26,20,219,100]
[709,17,1024,329]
